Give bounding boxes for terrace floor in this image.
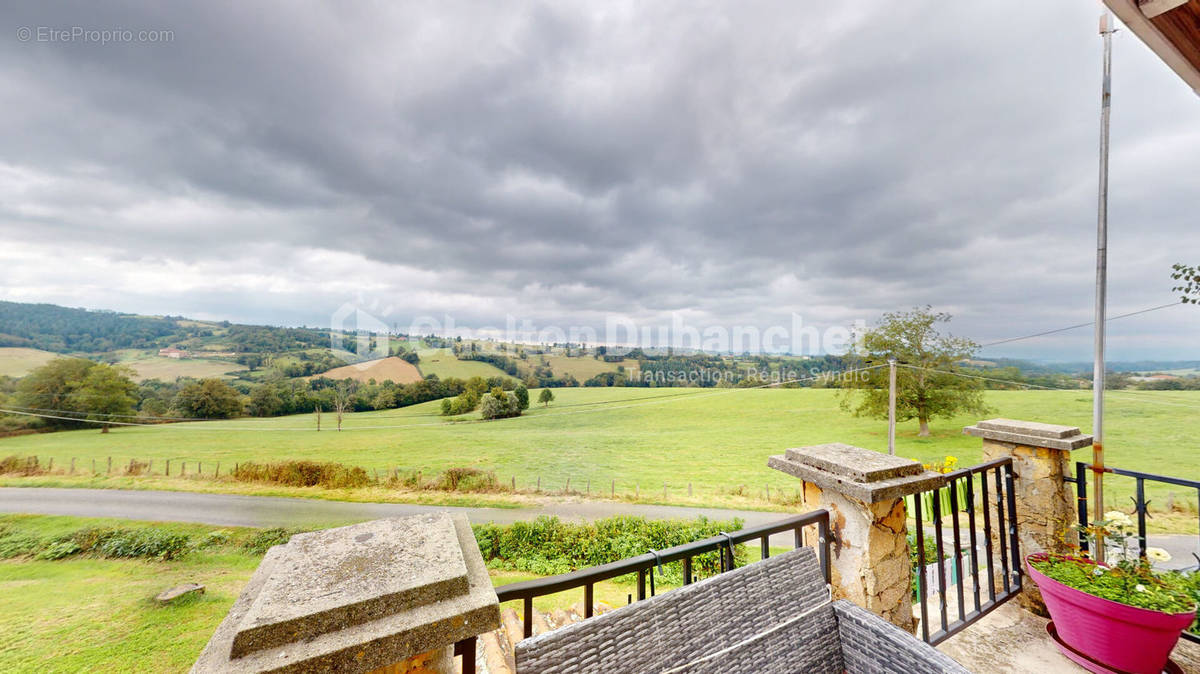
[936,600,1200,673]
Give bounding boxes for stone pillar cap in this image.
[768,443,945,503]
[964,418,1093,451]
[192,513,500,673]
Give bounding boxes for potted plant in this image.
[1026,511,1196,673]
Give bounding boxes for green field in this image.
[0,514,739,672]
[414,347,511,380]
[526,354,630,381]
[1,388,1197,512]
[108,350,245,382]
[0,348,60,377]
[0,515,261,673]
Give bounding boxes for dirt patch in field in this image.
[317,357,423,384]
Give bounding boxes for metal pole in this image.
[888,358,897,455]
[1092,12,1114,564]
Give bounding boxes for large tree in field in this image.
[15,358,97,428]
[69,364,137,432]
[172,379,243,419]
[840,307,989,436]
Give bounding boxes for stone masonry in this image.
[964,418,1093,613]
[192,513,500,674]
[769,443,946,632]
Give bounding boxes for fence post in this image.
[166,459,170,476]
[107,457,112,474]
[964,419,1093,614]
[770,443,943,632]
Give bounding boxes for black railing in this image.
[911,456,1022,646]
[453,510,831,670]
[1069,461,1200,644]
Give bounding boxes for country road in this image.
[0,487,788,529]
[1,487,1195,568]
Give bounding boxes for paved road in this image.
[0,487,1195,567]
[0,487,788,529]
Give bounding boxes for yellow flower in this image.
[1146,547,1172,563]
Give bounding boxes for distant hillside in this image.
[0,301,188,352]
[0,301,331,355]
[1027,359,1200,374]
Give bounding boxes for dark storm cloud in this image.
[0,0,1198,358]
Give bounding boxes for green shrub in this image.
[242,527,299,554]
[1164,570,1200,636]
[472,515,745,584]
[0,526,42,559]
[94,528,191,561]
[231,460,370,489]
[36,539,81,560]
[436,467,497,492]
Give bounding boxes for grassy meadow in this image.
[0,513,747,672]
[0,348,60,377]
[414,347,511,380]
[1,388,1197,517]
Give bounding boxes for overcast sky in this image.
[1,1,1198,360]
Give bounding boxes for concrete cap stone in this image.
[768,444,945,503]
[232,514,469,658]
[964,418,1093,451]
[192,513,500,674]
[784,443,924,482]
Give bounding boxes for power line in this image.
[979,302,1181,348]
[897,363,1200,411]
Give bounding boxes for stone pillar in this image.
[193,513,500,673]
[769,443,945,632]
[964,418,1093,613]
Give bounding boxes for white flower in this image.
[1135,584,1146,592]
[1092,567,1104,576]
[1146,547,1172,563]
[1104,511,1133,528]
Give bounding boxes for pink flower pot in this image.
[1026,553,1196,674]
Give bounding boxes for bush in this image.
[124,460,150,476]
[0,526,42,559]
[231,460,370,489]
[94,528,191,561]
[36,539,81,560]
[479,392,520,420]
[242,527,300,554]
[435,467,498,492]
[472,515,745,584]
[0,455,43,476]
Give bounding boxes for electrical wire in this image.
[979,302,1182,348]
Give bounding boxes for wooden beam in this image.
[1139,0,1188,19]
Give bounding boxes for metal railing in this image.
[1069,461,1200,644]
[911,456,1022,646]
[453,510,831,670]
